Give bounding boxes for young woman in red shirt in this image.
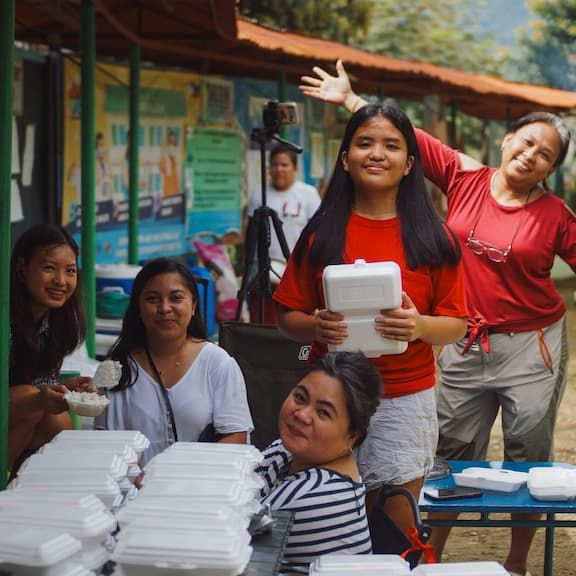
[273,102,467,539]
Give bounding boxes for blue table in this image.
[419,461,576,576]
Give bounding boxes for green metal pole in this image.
[449,100,458,148]
[0,0,15,489]
[128,43,140,265]
[277,70,288,139]
[81,0,96,358]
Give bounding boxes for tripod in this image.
[236,127,302,323]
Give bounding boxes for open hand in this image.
[299,60,353,106]
[375,292,422,342]
[313,308,348,346]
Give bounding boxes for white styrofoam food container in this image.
[116,500,246,529]
[310,553,410,575]
[411,561,510,575]
[0,491,107,513]
[18,452,128,483]
[136,479,260,516]
[51,430,150,455]
[112,528,252,576]
[528,468,576,501]
[8,471,123,509]
[0,504,116,547]
[0,526,81,572]
[162,441,263,466]
[322,259,407,357]
[40,441,139,466]
[453,467,528,493]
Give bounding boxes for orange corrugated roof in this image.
[237,18,576,119]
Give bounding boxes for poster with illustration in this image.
[63,59,243,264]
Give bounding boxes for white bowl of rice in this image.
[65,391,110,417]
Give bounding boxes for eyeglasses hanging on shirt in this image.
[466,187,534,264]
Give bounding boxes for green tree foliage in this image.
[516,0,576,90]
[238,0,373,42]
[358,0,506,74]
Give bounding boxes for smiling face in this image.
[500,121,561,189]
[279,370,358,470]
[21,244,78,321]
[341,115,414,197]
[139,272,196,342]
[270,152,297,192]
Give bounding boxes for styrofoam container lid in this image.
[311,554,410,574]
[51,430,150,454]
[19,452,128,482]
[527,468,576,501]
[146,450,257,473]
[40,442,139,466]
[411,561,510,575]
[138,478,253,504]
[116,515,248,541]
[117,500,247,528]
[143,462,263,490]
[112,528,252,574]
[0,526,81,567]
[323,259,403,312]
[163,441,263,465]
[95,264,142,279]
[9,472,123,509]
[0,491,107,513]
[0,504,116,544]
[453,467,528,493]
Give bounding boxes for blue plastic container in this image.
[95,264,142,295]
[189,265,216,338]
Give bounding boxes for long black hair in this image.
[110,258,206,390]
[292,103,461,270]
[10,224,86,385]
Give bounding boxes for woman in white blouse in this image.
[96,258,253,465]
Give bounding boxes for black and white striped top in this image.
[257,440,372,575]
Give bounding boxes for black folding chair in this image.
[369,485,436,568]
[218,321,310,450]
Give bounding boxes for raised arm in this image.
[300,60,481,173]
[299,60,368,113]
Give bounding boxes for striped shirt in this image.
[257,440,372,575]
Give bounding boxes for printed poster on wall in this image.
[186,127,242,239]
[63,59,242,264]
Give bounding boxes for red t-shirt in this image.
[417,128,576,332]
[273,213,467,398]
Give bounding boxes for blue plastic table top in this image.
[419,460,576,514]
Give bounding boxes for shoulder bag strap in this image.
[145,347,179,442]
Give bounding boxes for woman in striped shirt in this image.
[257,352,381,575]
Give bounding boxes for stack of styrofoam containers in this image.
[3,430,150,574]
[309,554,410,575]
[322,259,407,357]
[527,467,576,501]
[411,561,511,575]
[0,501,114,574]
[112,442,263,576]
[0,525,94,576]
[453,468,529,492]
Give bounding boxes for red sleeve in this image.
[416,128,460,194]
[273,247,322,314]
[556,203,576,273]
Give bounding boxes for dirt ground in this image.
[439,277,576,576]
